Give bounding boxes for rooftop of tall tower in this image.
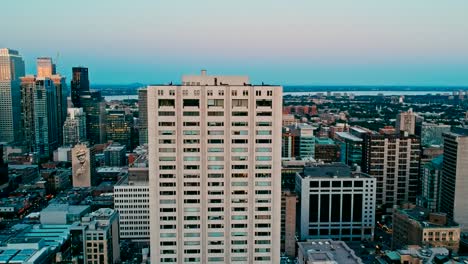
[0,48,20,56]
[182,70,250,86]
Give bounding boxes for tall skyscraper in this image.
[37,57,67,146]
[33,77,58,156]
[20,75,37,151]
[0,48,25,143]
[36,57,56,78]
[21,76,59,156]
[396,108,416,135]
[148,71,282,263]
[362,131,421,207]
[71,66,89,107]
[50,74,68,145]
[63,108,87,146]
[80,90,106,144]
[138,88,148,146]
[440,128,468,231]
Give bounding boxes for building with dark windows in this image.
[80,90,106,144]
[70,67,89,108]
[361,131,421,208]
[20,76,59,156]
[296,163,376,242]
[335,130,364,167]
[314,137,340,163]
[440,128,468,232]
[281,191,297,258]
[392,204,460,252]
[104,143,126,167]
[417,155,443,212]
[138,88,148,146]
[106,109,133,148]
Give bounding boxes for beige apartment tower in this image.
[148,71,282,263]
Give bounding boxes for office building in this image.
[148,71,282,263]
[281,191,297,258]
[20,76,37,151]
[21,76,58,156]
[63,108,87,147]
[70,208,120,264]
[104,143,126,167]
[50,74,67,146]
[70,67,89,107]
[33,77,59,156]
[37,58,67,146]
[282,127,294,159]
[291,124,316,160]
[396,108,416,135]
[314,137,340,163]
[297,240,362,264]
[296,163,376,242]
[0,145,8,186]
[335,131,363,167]
[36,57,56,78]
[80,90,106,144]
[421,123,451,147]
[440,128,468,231]
[106,109,132,147]
[392,205,460,252]
[418,156,443,212]
[72,143,96,187]
[138,88,148,145]
[362,132,421,207]
[114,167,150,243]
[0,48,25,143]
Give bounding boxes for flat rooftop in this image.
[301,163,351,178]
[298,240,362,264]
[336,131,363,142]
[398,207,459,228]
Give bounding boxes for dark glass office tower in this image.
[70,67,89,107]
[80,90,106,144]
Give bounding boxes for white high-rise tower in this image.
[148,70,282,263]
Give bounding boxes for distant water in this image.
[104,90,452,101]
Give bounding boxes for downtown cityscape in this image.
[2,1,468,264]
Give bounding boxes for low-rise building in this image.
[297,240,362,264]
[70,208,120,264]
[375,246,451,264]
[392,205,460,252]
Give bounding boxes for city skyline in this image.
[2,0,468,85]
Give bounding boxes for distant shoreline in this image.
[96,85,468,97]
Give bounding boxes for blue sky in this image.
[2,0,468,85]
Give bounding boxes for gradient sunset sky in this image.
[2,0,468,85]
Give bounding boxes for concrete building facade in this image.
[148,71,282,263]
[440,128,468,231]
[392,205,460,252]
[296,163,376,242]
[362,132,421,207]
